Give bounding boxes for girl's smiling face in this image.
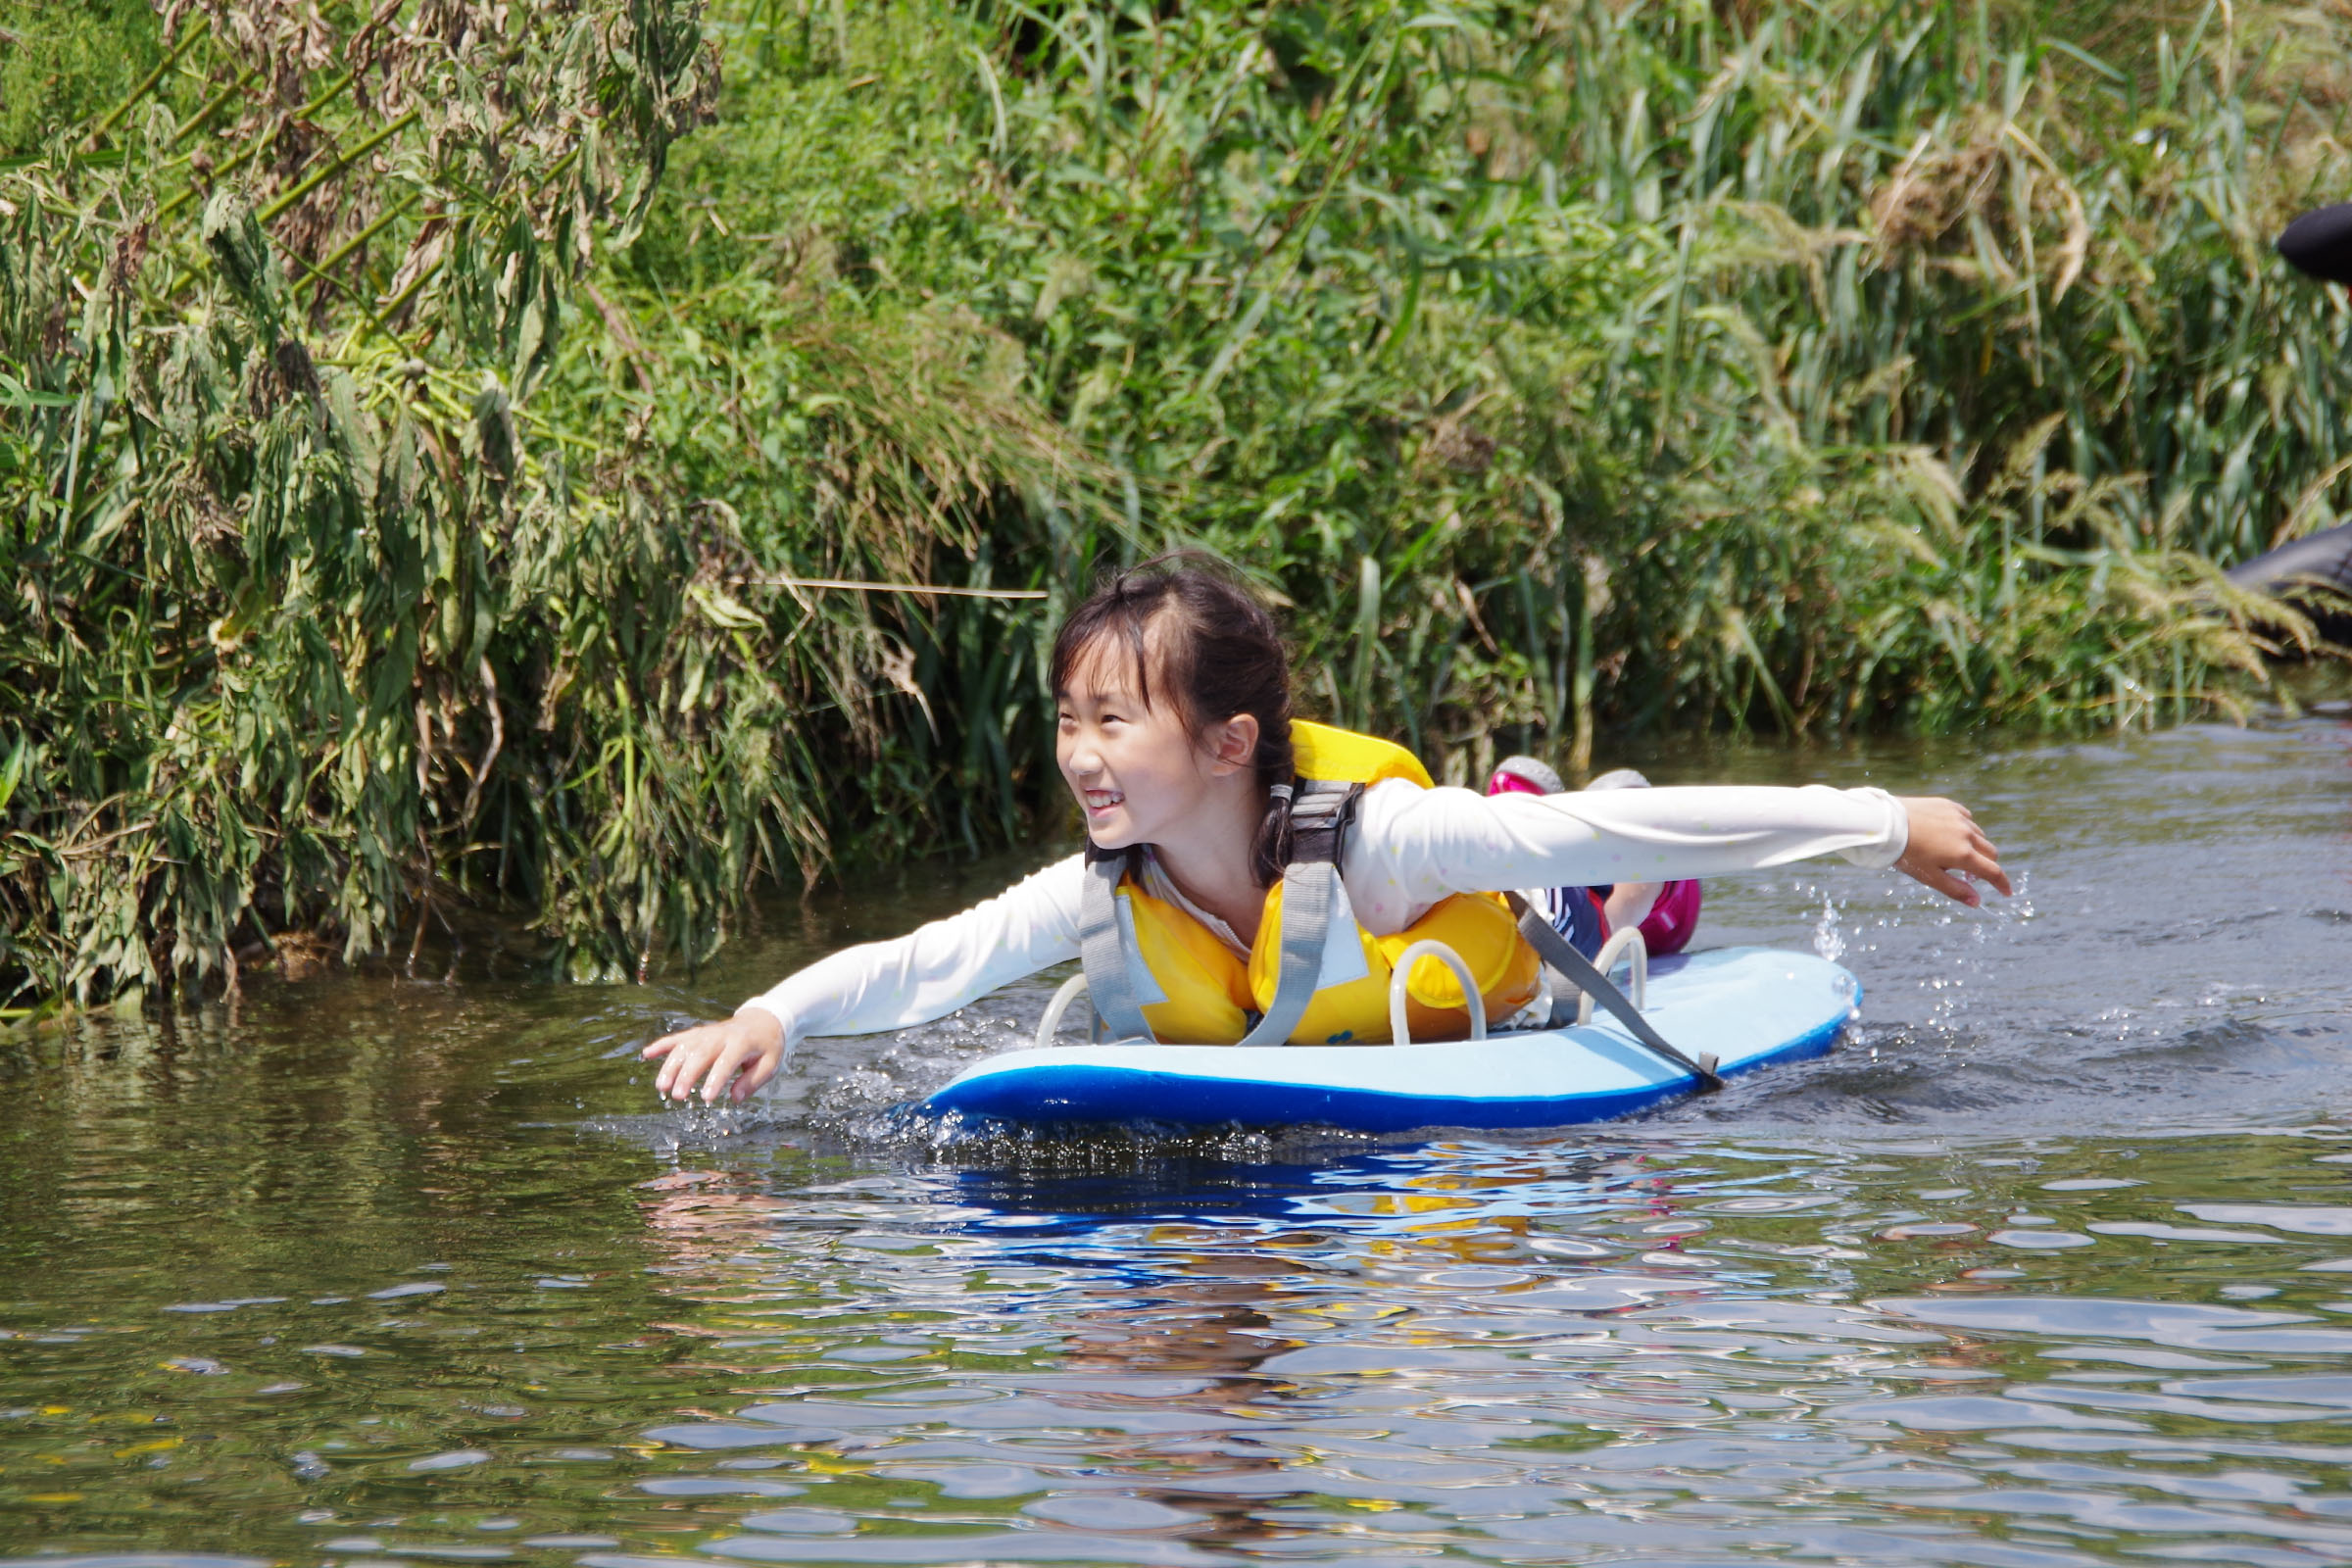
[1055,632,1254,854]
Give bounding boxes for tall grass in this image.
[633,0,2345,769]
[3,0,2345,1010]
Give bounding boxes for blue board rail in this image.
[920,947,1858,1133]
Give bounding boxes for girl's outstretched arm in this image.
[1343,781,2004,932]
[643,853,1088,1102]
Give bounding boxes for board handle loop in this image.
[1037,971,1091,1050]
[1575,926,1647,1026]
[1388,939,1488,1048]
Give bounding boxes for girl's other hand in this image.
[1893,797,2010,906]
[1601,880,1660,935]
[642,1008,787,1103]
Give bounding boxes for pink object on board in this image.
[1636,876,1702,956]
[1484,758,1703,957]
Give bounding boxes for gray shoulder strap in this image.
[1078,849,1152,1042]
[1236,783,1358,1049]
[1236,858,1334,1048]
[1506,893,1722,1091]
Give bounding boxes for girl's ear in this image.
[1204,713,1260,776]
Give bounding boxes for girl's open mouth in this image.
[1083,789,1124,815]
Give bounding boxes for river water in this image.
[6,715,2352,1567]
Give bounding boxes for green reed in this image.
[1,0,2344,1010]
[641,0,2345,763]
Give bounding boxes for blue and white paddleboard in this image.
[921,947,1858,1133]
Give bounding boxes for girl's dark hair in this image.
[1049,555,1297,885]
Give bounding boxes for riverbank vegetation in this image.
[4,0,2349,1008]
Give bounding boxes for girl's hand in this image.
[1893,797,2010,906]
[642,1008,787,1103]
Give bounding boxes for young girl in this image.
[647,561,2006,1103]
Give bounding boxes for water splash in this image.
[1812,891,1846,964]
[655,1096,760,1149]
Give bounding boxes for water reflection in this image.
[17,1112,2352,1560]
[571,1131,2352,1565]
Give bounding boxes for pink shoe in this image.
[1487,757,1565,796]
[1636,877,1703,956]
[1488,758,1702,956]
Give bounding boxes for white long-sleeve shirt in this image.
[740,781,1908,1050]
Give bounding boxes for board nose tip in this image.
[2278,202,2352,285]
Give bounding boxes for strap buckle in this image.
[1285,780,1360,865]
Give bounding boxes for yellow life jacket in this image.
[1081,721,1541,1046]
